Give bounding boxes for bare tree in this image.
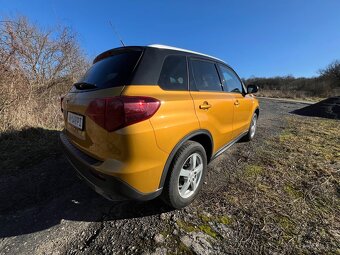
[0,16,89,131]
[319,60,340,85]
[0,16,88,93]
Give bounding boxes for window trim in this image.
[188,57,223,92]
[157,54,189,91]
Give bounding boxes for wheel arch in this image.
[158,129,213,189]
[255,107,260,117]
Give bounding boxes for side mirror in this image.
[247,84,259,94]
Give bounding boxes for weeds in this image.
[199,116,339,253]
[244,164,263,178]
[0,127,61,172]
[198,225,218,238]
[176,220,197,233]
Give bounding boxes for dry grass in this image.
[197,116,340,254]
[0,88,65,174]
[0,127,61,174]
[257,89,326,102]
[0,96,64,133]
[240,116,339,253]
[0,16,86,133]
[0,95,64,173]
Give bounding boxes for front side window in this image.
[190,59,222,92]
[218,65,243,93]
[158,55,188,91]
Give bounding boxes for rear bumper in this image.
[59,132,162,201]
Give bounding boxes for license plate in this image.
[67,112,84,130]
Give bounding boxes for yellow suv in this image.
[60,44,259,208]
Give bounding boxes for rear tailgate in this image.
[62,87,124,160]
[61,47,143,160]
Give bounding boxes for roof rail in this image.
[148,44,225,63]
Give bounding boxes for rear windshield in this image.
[77,50,142,90]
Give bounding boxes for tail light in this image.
[85,96,160,131]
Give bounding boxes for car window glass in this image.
[79,51,142,89]
[158,55,188,90]
[190,60,222,92]
[219,65,243,93]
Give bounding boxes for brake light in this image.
[85,96,160,131]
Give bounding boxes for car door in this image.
[217,64,253,138]
[189,58,235,154]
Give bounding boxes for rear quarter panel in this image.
[121,85,200,154]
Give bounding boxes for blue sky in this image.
[1,0,340,78]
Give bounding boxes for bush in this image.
[245,62,340,98]
[0,16,89,132]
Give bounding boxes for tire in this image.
[242,112,258,142]
[161,141,207,209]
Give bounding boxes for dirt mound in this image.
[292,97,340,119]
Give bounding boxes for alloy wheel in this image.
[178,153,203,199]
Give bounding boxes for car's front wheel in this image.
[243,112,258,141]
[162,141,207,209]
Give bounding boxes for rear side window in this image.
[218,65,243,93]
[78,50,142,89]
[190,59,222,92]
[158,55,188,91]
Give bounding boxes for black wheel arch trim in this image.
[158,129,213,189]
[254,107,260,117]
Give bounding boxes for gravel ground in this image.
[0,99,312,255]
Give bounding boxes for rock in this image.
[180,232,214,255]
[150,248,167,255]
[215,223,232,239]
[154,233,165,243]
[192,242,210,255]
[160,213,167,220]
[180,235,192,248]
[171,214,178,222]
[202,211,212,218]
[184,207,191,213]
[191,232,213,255]
[173,229,178,235]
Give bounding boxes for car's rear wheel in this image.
[243,112,258,141]
[162,141,207,209]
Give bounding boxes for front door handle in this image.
[199,101,212,110]
[234,100,240,106]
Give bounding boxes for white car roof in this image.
[148,44,225,63]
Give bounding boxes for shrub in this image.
[0,16,89,131]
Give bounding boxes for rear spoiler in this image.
[93,46,145,64]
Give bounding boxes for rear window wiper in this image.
[73,82,97,90]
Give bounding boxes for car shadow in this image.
[290,96,340,119]
[0,128,173,238]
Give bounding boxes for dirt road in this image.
[0,99,320,254]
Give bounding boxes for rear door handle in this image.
[199,101,212,110]
[234,100,240,106]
